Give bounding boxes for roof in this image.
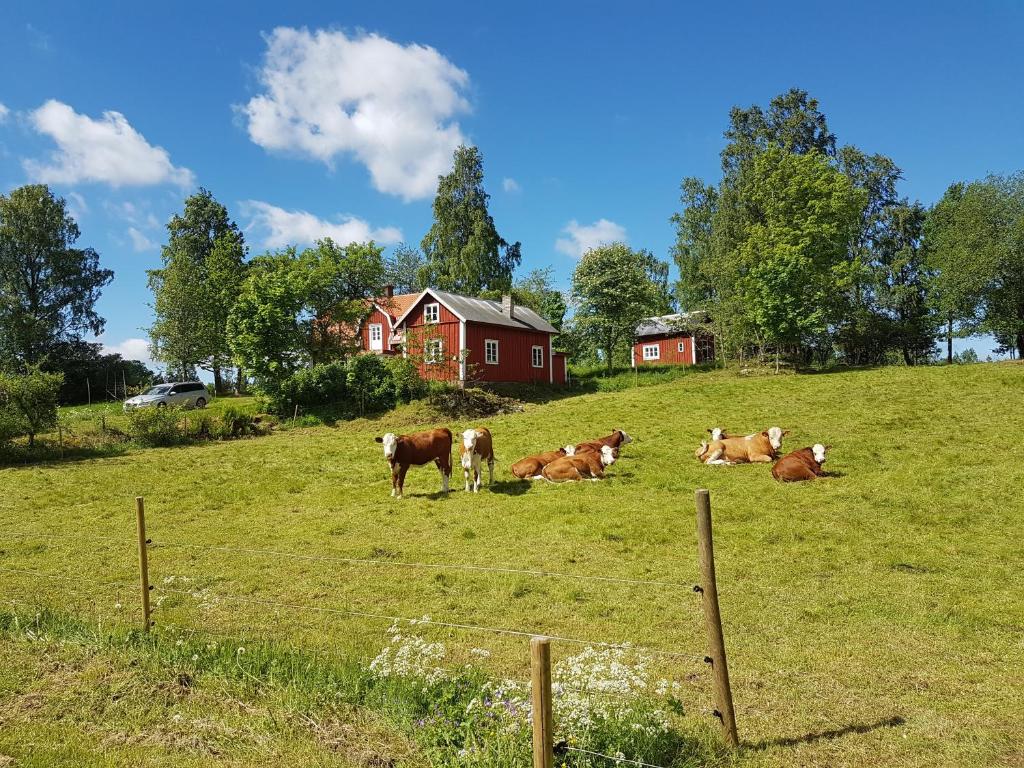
[372,293,419,324]
[395,288,559,334]
[635,312,707,338]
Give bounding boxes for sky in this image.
[1,0,1022,367]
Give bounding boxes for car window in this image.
[189,383,205,392]
[144,385,171,395]
[168,385,180,394]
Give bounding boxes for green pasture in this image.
[1,363,1022,767]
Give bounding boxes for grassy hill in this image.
[1,363,1022,767]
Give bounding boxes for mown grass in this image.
[1,362,1023,767]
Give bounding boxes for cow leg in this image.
[463,461,471,492]
[705,447,724,464]
[396,465,409,499]
[749,453,774,463]
[436,458,450,495]
[487,456,494,485]
[475,455,484,492]
[391,467,399,497]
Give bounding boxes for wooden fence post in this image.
[135,496,153,632]
[695,489,739,747]
[530,636,554,768]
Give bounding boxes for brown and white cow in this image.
[375,428,452,499]
[772,444,829,482]
[575,429,632,455]
[695,427,788,465]
[460,427,495,492]
[510,447,573,479]
[541,445,616,482]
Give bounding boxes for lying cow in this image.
[375,428,452,499]
[575,429,633,455]
[510,447,574,479]
[542,445,616,482]
[695,427,788,465]
[772,444,829,482]
[460,427,495,492]
[707,427,733,441]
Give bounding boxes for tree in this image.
[148,189,246,392]
[572,244,669,373]
[385,244,428,294]
[420,145,521,293]
[0,367,63,448]
[0,185,112,370]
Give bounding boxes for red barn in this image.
[354,287,568,385]
[632,313,715,367]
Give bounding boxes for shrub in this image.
[0,367,64,447]
[426,384,523,418]
[126,405,187,447]
[346,354,396,415]
[385,355,428,403]
[276,360,349,413]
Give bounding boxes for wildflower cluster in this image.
[369,620,448,686]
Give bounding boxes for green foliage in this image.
[0,185,113,369]
[385,355,428,404]
[148,188,246,391]
[125,404,188,447]
[420,145,521,293]
[571,243,671,373]
[345,354,396,415]
[385,243,428,294]
[276,360,350,412]
[0,367,63,447]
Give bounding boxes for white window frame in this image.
[677,341,685,353]
[484,339,499,365]
[423,302,440,324]
[369,323,383,350]
[642,343,660,361]
[425,338,444,364]
[532,345,545,368]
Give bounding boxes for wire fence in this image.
[0,490,737,766]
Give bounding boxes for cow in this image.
[695,427,788,465]
[374,428,452,499]
[510,447,574,479]
[460,427,495,492]
[772,444,829,482]
[707,427,732,441]
[575,429,633,455]
[541,445,616,482]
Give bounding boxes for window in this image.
[642,344,660,361]
[677,341,685,353]
[485,339,499,365]
[369,323,383,350]
[532,345,544,368]
[423,303,440,323]
[425,339,444,364]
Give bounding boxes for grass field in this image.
[2,363,1023,767]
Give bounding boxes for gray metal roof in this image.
[635,312,706,338]
[428,289,559,334]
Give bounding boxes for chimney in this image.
[383,284,394,299]
[501,293,514,317]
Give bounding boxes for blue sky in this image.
[2,0,1022,366]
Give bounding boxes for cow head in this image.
[708,427,725,441]
[812,444,829,464]
[766,427,788,451]
[375,433,399,460]
[461,429,478,468]
[600,444,616,466]
[616,429,633,445]
[563,444,576,456]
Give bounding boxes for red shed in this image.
[632,313,715,367]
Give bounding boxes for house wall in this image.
[632,334,695,366]
[465,324,553,384]
[400,295,462,381]
[552,352,568,384]
[359,306,393,353]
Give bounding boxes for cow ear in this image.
[374,436,383,443]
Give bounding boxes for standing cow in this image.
[460,427,495,492]
[375,428,452,499]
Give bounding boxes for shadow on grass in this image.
[488,480,531,496]
[747,715,906,750]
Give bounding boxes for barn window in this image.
[423,302,440,323]
[532,346,544,368]
[485,339,499,365]
[677,341,684,353]
[425,339,444,364]
[643,344,660,361]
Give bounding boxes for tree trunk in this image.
[1017,333,1024,361]
[775,348,780,374]
[947,316,954,365]
[236,367,247,395]
[903,346,914,366]
[213,365,224,394]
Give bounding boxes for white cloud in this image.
[127,227,157,252]
[100,337,155,369]
[24,100,194,187]
[502,177,521,193]
[66,191,88,221]
[240,200,402,248]
[0,103,9,123]
[241,27,471,201]
[555,218,628,258]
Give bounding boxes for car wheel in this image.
[156,401,167,408]
[195,398,207,409]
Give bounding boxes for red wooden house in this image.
[355,286,568,385]
[631,313,715,367]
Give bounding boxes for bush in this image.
[276,361,349,413]
[0,368,64,447]
[427,384,523,418]
[346,354,397,415]
[385,355,428,404]
[126,405,187,447]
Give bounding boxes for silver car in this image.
[123,381,210,412]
